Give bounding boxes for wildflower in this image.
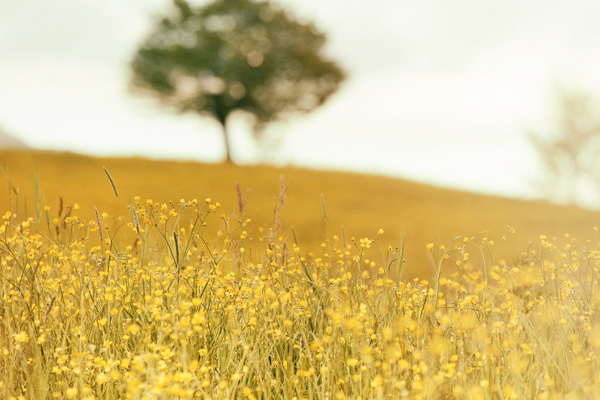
[241,387,254,398]
[14,332,29,343]
[65,387,78,398]
[370,375,383,388]
[126,324,140,335]
[96,373,108,385]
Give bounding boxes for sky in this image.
[2,0,600,200]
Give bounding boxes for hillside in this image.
[1,149,599,279]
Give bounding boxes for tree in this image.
[529,88,600,206]
[130,0,345,163]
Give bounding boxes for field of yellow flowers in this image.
[3,149,600,280]
[1,151,600,399]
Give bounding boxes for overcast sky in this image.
[2,0,600,199]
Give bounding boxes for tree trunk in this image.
[215,96,233,163]
[220,120,233,164]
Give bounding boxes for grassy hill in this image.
[1,149,599,279]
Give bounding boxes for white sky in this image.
[2,0,600,199]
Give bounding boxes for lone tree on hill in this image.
[130,0,345,163]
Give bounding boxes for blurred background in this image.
[2,0,600,206]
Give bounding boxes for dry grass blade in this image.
[94,206,103,242]
[61,205,72,229]
[58,197,63,218]
[102,166,118,197]
[320,193,327,222]
[279,174,286,207]
[236,181,243,214]
[132,207,140,235]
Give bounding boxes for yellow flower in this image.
[126,324,140,335]
[359,238,372,248]
[370,375,383,388]
[14,331,29,343]
[96,373,108,385]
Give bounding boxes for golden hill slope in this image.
[1,149,599,279]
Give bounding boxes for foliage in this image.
[2,190,600,398]
[130,0,345,162]
[529,88,600,206]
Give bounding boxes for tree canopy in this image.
[529,88,600,206]
[130,0,345,163]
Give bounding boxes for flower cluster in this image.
[1,198,599,399]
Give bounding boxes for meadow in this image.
[2,149,600,399]
[2,149,600,280]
